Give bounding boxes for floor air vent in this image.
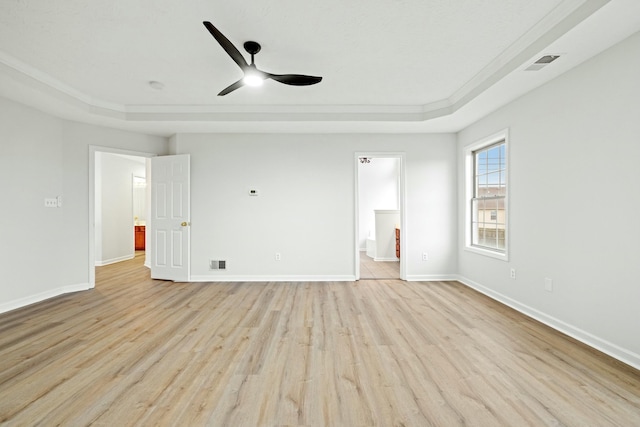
[210,260,226,270]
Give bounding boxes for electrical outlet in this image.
[510,268,516,279]
[422,252,428,261]
[275,252,281,261]
[545,277,553,292]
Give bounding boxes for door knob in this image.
[181,221,188,226]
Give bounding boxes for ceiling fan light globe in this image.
[243,74,264,87]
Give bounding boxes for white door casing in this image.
[150,154,190,281]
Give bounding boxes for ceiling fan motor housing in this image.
[243,41,261,55]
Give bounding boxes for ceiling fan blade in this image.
[266,73,322,86]
[218,79,245,96]
[203,21,248,70]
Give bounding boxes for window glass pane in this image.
[487,146,501,172]
[487,172,501,190]
[487,199,498,225]
[476,225,485,246]
[497,226,506,249]
[476,198,485,222]
[477,158,487,175]
[478,174,488,187]
[470,140,507,253]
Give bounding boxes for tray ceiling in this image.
[0,0,638,135]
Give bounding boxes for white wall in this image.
[457,31,640,368]
[358,157,399,250]
[95,152,145,265]
[0,98,66,306]
[174,133,457,281]
[0,97,168,312]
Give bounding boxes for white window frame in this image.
[464,129,509,261]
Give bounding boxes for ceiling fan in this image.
[203,21,322,96]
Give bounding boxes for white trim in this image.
[94,254,134,267]
[456,275,640,371]
[405,274,459,282]
[0,283,91,315]
[465,245,508,261]
[189,275,356,282]
[373,257,400,262]
[463,129,510,261]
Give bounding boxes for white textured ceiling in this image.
[0,0,639,135]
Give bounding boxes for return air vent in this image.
[209,260,227,270]
[525,54,560,71]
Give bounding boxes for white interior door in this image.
[150,154,190,281]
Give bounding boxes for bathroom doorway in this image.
[355,153,406,280]
[94,152,148,266]
[89,146,155,287]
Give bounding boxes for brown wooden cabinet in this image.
[134,225,145,250]
[395,227,400,258]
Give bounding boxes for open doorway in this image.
[89,146,155,288]
[94,152,147,266]
[355,153,406,280]
[132,174,147,251]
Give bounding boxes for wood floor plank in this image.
[1,254,639,426]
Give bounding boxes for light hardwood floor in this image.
[359,252,399,279]
[1,253,639,426]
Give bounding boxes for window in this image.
[465,131,508,259]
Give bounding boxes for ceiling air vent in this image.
[525,55,560,71]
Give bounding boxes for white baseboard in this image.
[373,257,400,262]
[0,282,92,315]
[95,254,134,266]
[189,275,357,282]
[405,274,458,281]
[456,275,640,371]
[191,274,458,283]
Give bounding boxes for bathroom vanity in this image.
[134,225,145,250]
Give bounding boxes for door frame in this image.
[354,152,407,280]
[88,145,156,288]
